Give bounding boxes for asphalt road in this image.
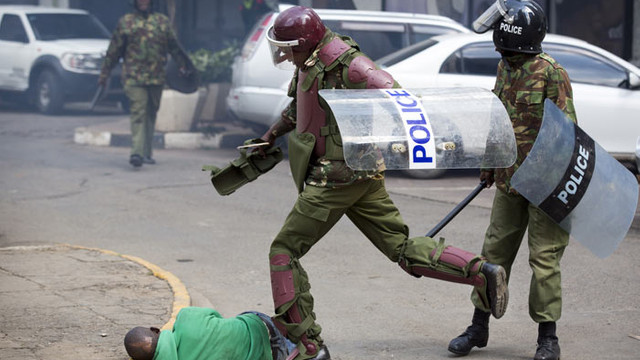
[1,104,639,359]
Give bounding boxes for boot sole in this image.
[487,266,508,319]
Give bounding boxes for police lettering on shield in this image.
[383,89,437,169]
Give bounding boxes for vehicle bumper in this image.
[59,68,124,102]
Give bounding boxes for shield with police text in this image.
[511,100,638,258]
[318,87,516,171]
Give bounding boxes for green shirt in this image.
[492,52,577,193]
[154,307,272,360]
[99,11,187,87]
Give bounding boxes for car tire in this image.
[401,169,448,179]
[34,70,64,114]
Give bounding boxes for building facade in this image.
[1,0,638,66]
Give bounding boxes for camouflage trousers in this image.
[124,84,163,158]
[269,178,484,359]
[471,188,569,322]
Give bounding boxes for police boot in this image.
[534,322,560,360]
[271,254,325,360]
[448,308,490,356]
[400,245,508,319]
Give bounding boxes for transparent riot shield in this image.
[318,87,516,171]
[511,100,638,258]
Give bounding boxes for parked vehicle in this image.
[227,5,470,132]
[0,6,125,114]
[379,31,640,177]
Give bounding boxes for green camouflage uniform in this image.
[268,30,492,359]
[472,53,576,322]
[99,9,188,159]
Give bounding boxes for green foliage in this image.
[189,42,240,83]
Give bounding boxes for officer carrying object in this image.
[511,100,638,258]
[202,139,283,196]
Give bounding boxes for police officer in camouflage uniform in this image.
[99,0,190,167]
[448,1,576,360]
[260,6,510,360]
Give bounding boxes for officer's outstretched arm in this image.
[260,100,296,147]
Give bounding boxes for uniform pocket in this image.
[515,90,543,105]
[294,197,330,222]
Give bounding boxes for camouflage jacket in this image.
[492,52,577,194]
[99,11,187,87]
[275,30,397,188]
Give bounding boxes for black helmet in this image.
[493,0,546,54]
[130,0,153,12]
[494,0,546,53]
[474,0,546,54]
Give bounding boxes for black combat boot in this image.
[448,308,490,356]
[534,322,560,360]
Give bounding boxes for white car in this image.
[227,5,470,131]
[379,32,640,173]
[0,6,125,114]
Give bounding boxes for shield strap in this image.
[537,125,595,223]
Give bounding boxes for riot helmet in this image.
[131,0,153,13]
[474,0,547,54]
[266,6,326,70]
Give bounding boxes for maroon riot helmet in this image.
[266,6,326,69]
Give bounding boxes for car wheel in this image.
[401,168,448,179]
[34,70,64,114]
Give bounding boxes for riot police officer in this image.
[448,2,576,360]
[259,6,510,360]
[99,0,191,167]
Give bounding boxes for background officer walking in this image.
[447,1,577,360]
[259,6,509,360]
[99,0,190,167]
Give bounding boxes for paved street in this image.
[1,104,639,359]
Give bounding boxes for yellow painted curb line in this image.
[63,244,190,330]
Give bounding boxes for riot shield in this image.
[166,51,200,94]
[318,87,516,171]
[511,100,638,258]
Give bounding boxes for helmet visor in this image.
[266,26,299,70]
[472,0,508,33]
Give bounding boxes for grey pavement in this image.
[0,244,190,360]
[1,116,639,360]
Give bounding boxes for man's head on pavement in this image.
[266,6,326,69]
[124,326,160,360]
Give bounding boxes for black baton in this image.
[426,179,487,238]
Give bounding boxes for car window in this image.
[377,38,439,67]
[409,24,462,44]
[0,14,29,43]
[543,44,628,88]
[27,13,110,41]
[440,43,500,76]
[323,20,406,61]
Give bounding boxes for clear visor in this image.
[472,0,509,33]
[266,26,299,70]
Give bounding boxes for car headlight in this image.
[60,52,103,74]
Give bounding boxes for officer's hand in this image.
[480,170,495,188]
[250,132,274,157]
[97,76,106,87]
[179,66,192,77]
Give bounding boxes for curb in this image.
[63,244,190,331]
[73,126,256,150]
